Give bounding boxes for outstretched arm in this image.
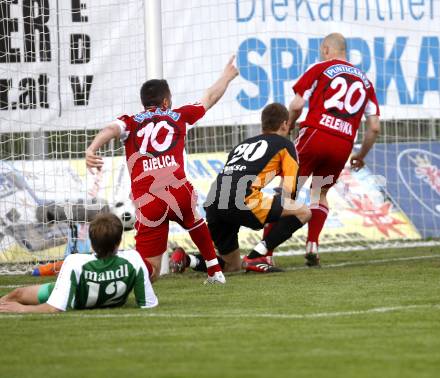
[200,55,238,111]
[288,94,306,130]
[85,121,121,173]
[0,284,61,313]
[0,301,61,313]
[0,284,42,305]
[350,115,380,171]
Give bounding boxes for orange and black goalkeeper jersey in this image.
[208,133,299,223]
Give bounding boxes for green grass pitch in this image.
[1,246,439,378]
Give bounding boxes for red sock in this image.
[307,204,329,245]
[189,220,221,276]
[263,223,274,256]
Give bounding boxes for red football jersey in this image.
[293,59,380,143]
[115,103,205,199]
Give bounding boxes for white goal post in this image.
[144,0,169,275]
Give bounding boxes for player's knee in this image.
[221,249,241,272]
[224,260,242,273]
[294,206,311,224]
[303,208,312,223]
[227,265,241,273]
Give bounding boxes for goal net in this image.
[1,0,439,273]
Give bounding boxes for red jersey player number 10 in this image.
[136,120,175,155]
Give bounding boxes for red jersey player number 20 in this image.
[293,59,380,143]
[287,33,381,268]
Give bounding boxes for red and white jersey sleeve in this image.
[115,114,136,143]
[364,82,380,117]
[292,59,380,143]
[292,62,322,101]
[174,102,206,126]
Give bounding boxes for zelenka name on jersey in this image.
[319,114,353,136]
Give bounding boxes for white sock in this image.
[206,258,219,268]
[188,254,198,268]
[254,241,268,255]
[306,241,318,254]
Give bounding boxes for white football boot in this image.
[204,271,226,284]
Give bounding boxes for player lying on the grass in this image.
[170,103,311,274]
[86,57,239,285]
[0,213,158,313]
[277,32,380,267]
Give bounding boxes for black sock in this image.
[191,254,225,272]
[192,254,207,272]
[264,216,304,250]
[247,250,264,259]
[218,257,225,269]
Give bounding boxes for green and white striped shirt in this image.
[47,250,158,311]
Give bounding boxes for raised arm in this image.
[200,55,238,111]
[85,121,122,173]
[350,115,380,171]
[288,94,306,129]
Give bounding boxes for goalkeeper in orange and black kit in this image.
[170,103,311,274]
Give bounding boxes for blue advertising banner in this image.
[365,142,440,238]
[164,0,440,125]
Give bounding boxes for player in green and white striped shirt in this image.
[0,213,158,313]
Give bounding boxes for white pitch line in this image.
[0,284,27,289]
[0,303,439,320]
[274,240,440,256]
[284,254,440,272]
[1,254,439,289]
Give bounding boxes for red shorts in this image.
[295,127,353,189]
[133,181,199,258]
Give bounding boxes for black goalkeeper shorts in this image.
[204,195,282,255]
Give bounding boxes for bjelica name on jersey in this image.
[143,155,178,172]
